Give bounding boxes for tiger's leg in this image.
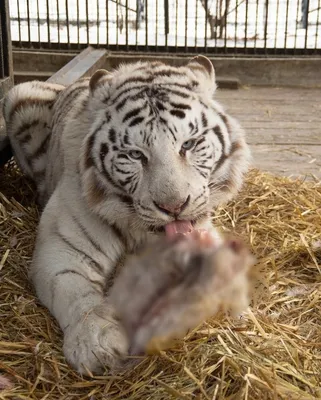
[30,192,131,375]
[31,237,131,375]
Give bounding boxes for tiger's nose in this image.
[154,195,190,216]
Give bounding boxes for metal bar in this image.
[9,0,321,56]
[165,0,169,48]
[304,0,310,51]
[0,17,4,79]
[155,0,158,49]
[66,0,70,49]
[86,0,90,46]
[284,0,290,49]
[77,0,80,49]
[145,0,148,50]
[46,0,51,48]
[274,0,280,51]
[264,0,269,52]
[294,0,300,49]
[106,0,109,48]
[135,0,138,49]
[0,0,15,165]
[16,0,21,47]
[254,0,259,52]
[224,0,228,53]
[316,0,321,49]
[56,0,60,44]
[125,0,128,50]
[204,0,207,52]
[36,0,41,44]
[116,0,119,50]
[244,0,249,50]
[215,0,218,50]
[175,0,178,49]
[26,0,31,46]
[185,0,188,50]
[56,0,61,46]
[194,0,198,48]
[97,0,100,45]
[234,0,238,50]
[11,40,321,55]
[1,0,13,78]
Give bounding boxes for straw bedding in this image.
[0,163,320,400]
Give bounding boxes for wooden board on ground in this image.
[0,46,106,167]
[250,144,321,179]
[216,86,321,180]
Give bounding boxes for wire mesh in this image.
[9,0,321,55]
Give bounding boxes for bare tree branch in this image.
[199,0,231,39]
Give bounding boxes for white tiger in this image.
[3,56,251,375]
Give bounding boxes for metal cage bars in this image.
[9,0,321,55]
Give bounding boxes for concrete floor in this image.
[217,86,321,180]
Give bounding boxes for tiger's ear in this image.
[89,69,110,92]
[187,55,216,92]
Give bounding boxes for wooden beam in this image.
[47,46,106,86]
[0,47,106,167]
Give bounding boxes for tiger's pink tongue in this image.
[164,220,194,238]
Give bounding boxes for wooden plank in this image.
[242,123,321,145]
[217,87,321,100]
[0,77,13,99]
[250,144,321,179]
[245,133,320,146]
[0,47,107,167]
[47,46,106,86]
[216,77,240,90]
[216,86,321,146]
[223,103,321,118]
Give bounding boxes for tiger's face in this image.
[81,57,250,233]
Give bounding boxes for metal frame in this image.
[0,0,14,166]
[0,0,13,99]
[12,41,321,57]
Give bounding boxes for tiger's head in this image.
[80,56,250,236]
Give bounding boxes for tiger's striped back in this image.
[44,78,90,204]
[3,81,64,204]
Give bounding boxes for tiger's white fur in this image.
[3,56,251,375]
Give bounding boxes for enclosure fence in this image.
[9,0,321,55]
[1,0,12,99]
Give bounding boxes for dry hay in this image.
[0,163,320,400]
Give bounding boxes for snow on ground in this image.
[9,0,321,50]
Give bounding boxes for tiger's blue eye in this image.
[181,139,196,151]
[128,150,144,160]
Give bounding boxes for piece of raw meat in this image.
[110,231,255,355]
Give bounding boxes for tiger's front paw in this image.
[62,305,135,375]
